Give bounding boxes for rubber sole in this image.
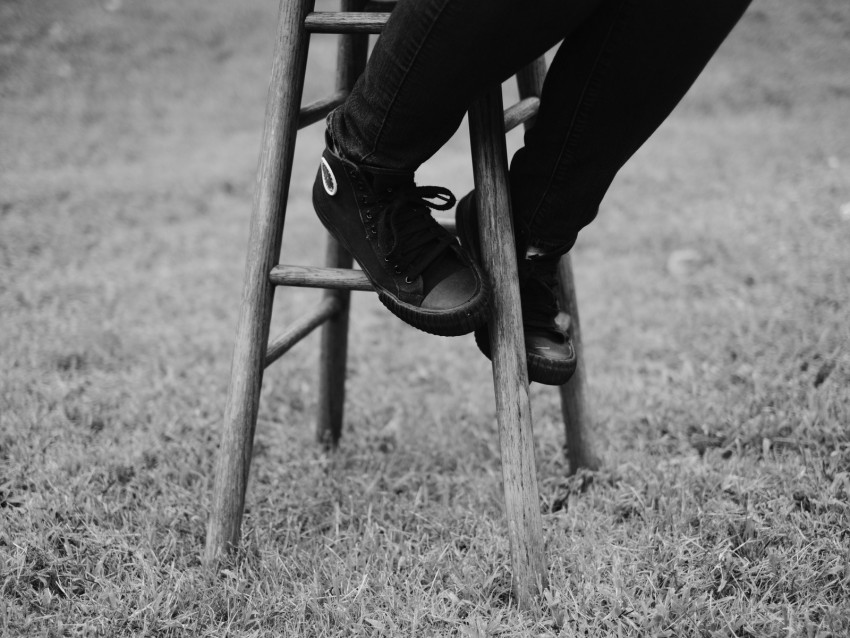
[314,199,490,338]
[377,286,489,337]
[474,326,576,386]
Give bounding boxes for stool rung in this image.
[265,297,342,367]
[305,12,390,34]
[300,90,349,129]
[270,265,373,291]
[504,97,540,132]
[300,91,536,135]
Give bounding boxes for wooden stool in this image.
[204,0,599,608]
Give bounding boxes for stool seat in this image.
[203,0,599,610]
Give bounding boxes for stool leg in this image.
[316,237,352,448]
[556,256,601,472]
[316,0,368,448]
[204,0,315,564]
[516,58,600,473]
[469,87,547,608]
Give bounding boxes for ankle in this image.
[523,237,574,260]
[324,124,349,162]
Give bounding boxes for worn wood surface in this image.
[299,89,348,129]
[316,1,367,448]
[264,297,340,368]
[515,58,547,131]
[503,97,540,133]
[556,256,601,471]
[270,265,373,290]
[469,87,547,608]
[304,12,389,34]
[516,58,599,473]
[204,0,316,565]
[316,241,353,448]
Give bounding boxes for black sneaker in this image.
[312,139,490,337]
[455,192,576,385]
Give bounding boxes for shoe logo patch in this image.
[320,157,337,196]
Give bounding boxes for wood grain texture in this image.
[304,12,389,34]
[469,87,547,608]
[264,297,340,368]
[316,2,367,449]
[515,58,547,131]
[503,97,540,133]
[516,58,599,473]
[270,265,373,290]
[556,257,601,471]
[299,90,348,129]
[204,0,316,565]
[316,240,353,448]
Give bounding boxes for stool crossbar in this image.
[204,0,599,608]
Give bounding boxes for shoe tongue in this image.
[362,166,462,294]
[359,166,417,256]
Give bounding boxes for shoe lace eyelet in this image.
[404,276,413,284]
[394,266,402,274]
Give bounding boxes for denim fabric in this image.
[330,0,752,252]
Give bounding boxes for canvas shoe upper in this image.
[312,140,490,336]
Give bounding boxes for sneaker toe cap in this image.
[421,269,479,311]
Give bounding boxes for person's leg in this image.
[511,0,753,253]
[456,0,752,382]
[329,0,603,171]
[315,0,603,337]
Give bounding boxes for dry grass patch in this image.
[2,0,849,636]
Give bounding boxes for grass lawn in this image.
[1,0,849,635]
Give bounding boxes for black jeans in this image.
[329,0,752,252]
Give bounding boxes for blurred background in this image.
[1,0,849,634]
